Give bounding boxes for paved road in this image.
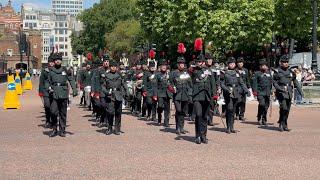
[1,79,320,179]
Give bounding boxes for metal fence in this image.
[301,80,320,104]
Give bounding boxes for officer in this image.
[132,61,144,117]
[101,60,128,135]
[142,60,157,121]
[235,57,251,121]
[38,54,54,128]
[48,53,78,137]
[273,55,302,132]
[169,57,192,134]
[221,57,250,134]
[81,61,93,110]
[204,53,220,126]
[93,57,109,127]
[252,59,273,125]
[155,59,172,127]
[192,54,216,144]
[77,62,86,106]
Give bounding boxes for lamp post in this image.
[311,0,318,70]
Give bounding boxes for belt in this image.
[109,88,121,91]
[227,84,237,88]
[53,83,67,86]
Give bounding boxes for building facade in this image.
[0,0,21,32]
[52,0,84,17]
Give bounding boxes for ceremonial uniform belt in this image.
[53,83,67,86]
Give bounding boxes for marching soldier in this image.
[141,59,149,118]
[221,57,250,134]
[169,57,192,134]
[48,53,78,137]
[235,57,251,121]
[273,55,303,132]
[252,60,273,125]
[77,63,86,106]
[80,61,93,110]
[191,54,216,144]
[101,60,128,135]
[142,61,158,121]
[132,61,144,117]
[155,59,172,127]
[38,54,54,128]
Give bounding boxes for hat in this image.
[141,59,148,65]
[195,54,206,62]
[177,56,185,64]
[149,61,156,68]
[158,59,167,66]
[226,57,236,64]
[109,60,119,67]
[48,54,54,63]
[102,53,110,61]
[259,59,268,66]
[205,53,213,60]
[280,55,289,62]
[237,57,244,63]
[51,53,63,61]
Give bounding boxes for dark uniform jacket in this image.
[237,68,251,94]
[80,69,93,87]
[142,71,157,97]
[221,69,249,99]
[155,71,172,98]
[48,66,77,99]
[169,69,192,101]
[273,68,302,100]
[132,69,144,99]
[39,67,51,97]
[192,67,216,101]
[92,67,108,98]
[101,71,127,102]
[252,70,273,97]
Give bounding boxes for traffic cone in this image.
[23,72,33,91]
[14,73,23,95]
[3,75,21,109]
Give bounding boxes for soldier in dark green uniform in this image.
[80,61,93,110]
[252,60,273,125]
[38,54,55,128]
[141,59,149,118]
[169,57,192,135]
[142,61,157,121]
[221,57,250,134]
[101,60,128,135]
[235,57,251,121]
[77,63,86,106]
[48,53,78,137]
[192,54,216,144]
[273,55,302,132]
[132,61,144,117]
[155,59,172,127]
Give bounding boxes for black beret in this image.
[52,53,63,61]
[158,59,167,66]
[177,56,186,63]
[280,55,289,62]
[149,61,156,68]
[205,53,213,60]
[109,60,119,67]
[48,54,54,63]
[227,57,236,64]
[237,57,244,63]
[196,54,206,62]
[259,59,268,66]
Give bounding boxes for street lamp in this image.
[311,0,318,70]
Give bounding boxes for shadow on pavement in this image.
[96,129,106,134]
[42,130,74,137]
[209,127,227,133]
[174,135,195,143]
[160,127,177,134]
[146,122,161,126]
[241,121,260,126]
[258,126,280,132]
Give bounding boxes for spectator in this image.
[294,68,303,104]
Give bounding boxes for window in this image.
[44,46,50,52]
[59,44,64,49]
[25,22,28,27]
[33,23,37,28]
[43,38,49,44]
[55,37,58,42]
[65,22,67,27]
[65,37,68,42]
[59,37,64,42]
[59,22,64,27]
[65,52,68,56]
[65,45,68,49]
[59,29,64,34]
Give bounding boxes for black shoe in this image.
[97,123,106,128]
[283,127,291,132]
[164,124,170,128]
[176,129,181,135]
[201,138,208,144]
[208,122,214,126]
[239,117,246,121]
[180,129,187,134]
[44,122,51,129]
[262,121,267,126]
[258,120,262,125]
[114,130,120,135]
[234,116,239,120]
[230,129,237,133]
[59,130,66,137]
[279,124,284,132]
[49,129,58,137]
[106,128,113,135]
[226,128,231,134]
[195,137,201,144]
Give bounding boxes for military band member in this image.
[38,54,54,128]
[169,57,192,134]
[221,57,250,134]
[48,53,78,137]
[80,61,93,110]
[273,55,303,132]
[142,61,158,121]
[132,61,144,116]
[192,54,216,144]
[101,60,128,135]
[235,57,251,121]
[141,60,149,118]
[155,59,172,127]
[252,60,273,125]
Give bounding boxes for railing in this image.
[301,80,320,104]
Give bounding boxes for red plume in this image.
[177,43,186,54]
[149,50,156,59]
[194,38,203,51]
[87,52,93,61]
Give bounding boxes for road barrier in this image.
[301,80,320,104]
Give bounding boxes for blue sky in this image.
[0,0,100,12]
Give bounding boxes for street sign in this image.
[8,83,16,90]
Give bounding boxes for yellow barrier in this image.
[23,72,33,90]
[3,75,21,109]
